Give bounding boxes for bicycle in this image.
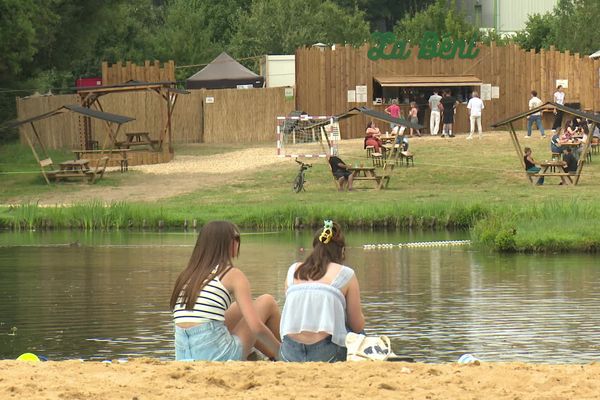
[293,159,312,193]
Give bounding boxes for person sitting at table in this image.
[550,129,565,154]
[327,151,354,192]
[364,121,383,153]
[524,147,544,186]
[562,147,578,175]
[392,125,409,152]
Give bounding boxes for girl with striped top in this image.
[170,221,281,361]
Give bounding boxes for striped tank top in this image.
[172,275,232,324]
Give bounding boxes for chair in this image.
[400,151,414,167]
[39,157,60,184]
[365,145,375,158]
[377,162,395,190]
[371,152,384,167]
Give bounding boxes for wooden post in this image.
[508,122,530,183]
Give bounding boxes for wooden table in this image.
[46,159,95,183]
[348,166,381,188]
[116,132,160,151]
[380,134,397,144]
[538,160,573,185]
[73,149,130,172]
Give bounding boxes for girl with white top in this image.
[171,220,281,361]
[279,220,365,362]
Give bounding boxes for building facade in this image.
[456,0,559,34]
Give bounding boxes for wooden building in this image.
[295,41,600,139]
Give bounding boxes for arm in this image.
[227,269,280,356]
[344,275,365,333]
[384,106,391,115]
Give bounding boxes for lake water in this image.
[1,230,599,363]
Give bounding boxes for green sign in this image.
[368,31,479,61]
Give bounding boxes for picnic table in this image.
[348,166,381,189]
[535,160,573,185]
[116,132,160,151]
[72,149,130,172]
[46,158,109,183]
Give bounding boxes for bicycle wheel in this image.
[293,173,304,193]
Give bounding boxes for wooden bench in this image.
[528,171,573,185]
[72,149,130,172]
[116,132,161,151]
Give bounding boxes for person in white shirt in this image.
[552,85,565,132]
[526,90,545,138]
[466,91,484,139]
[428,90,442,135]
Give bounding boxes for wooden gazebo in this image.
[77,81,189,158]
[492,102,600,185]
[8,104,134,184]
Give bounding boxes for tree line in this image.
[1,0,598,140]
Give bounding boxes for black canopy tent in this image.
[491,102,600,185]
[8,104,134,184]
[186,52,264,89]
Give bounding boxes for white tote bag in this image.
[345,332,391,361]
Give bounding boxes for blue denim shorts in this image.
[175,320,243,361]
[279,335,347,362]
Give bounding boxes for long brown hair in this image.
[169,221,240,310]
[295,221,345,281]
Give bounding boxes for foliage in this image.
[393,0,478,44]
[333,0,436,32]
[515,0,600,54]
[229,0,370,57]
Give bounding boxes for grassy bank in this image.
[2,132,600,252]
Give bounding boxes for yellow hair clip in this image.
[319,220,334,244]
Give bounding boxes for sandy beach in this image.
[1,359,599,399]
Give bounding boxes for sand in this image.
[1,359,599,399]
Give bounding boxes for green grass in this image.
[2,132,600,252]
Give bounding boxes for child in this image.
[393,125,409,152]
[523,147,544,185]
[279,220,365,362]
[171,221,281,361]
[409,101,421,136]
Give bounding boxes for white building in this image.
[457,0,559,34]
[260,55,295,88]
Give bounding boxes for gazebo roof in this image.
[304,106,423,130]
[492,102,600,128]
[7,104,135,128]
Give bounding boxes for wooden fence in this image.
[16,87,295,149]
[295,43,600,138]
[101,60,176,85]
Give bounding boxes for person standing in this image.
[428,90,442,136]
[552,85,565,132]
[526,90,545,138]
[440,90,458,138]
[384,99,402,131]
[408,101,421,137]
[466,91,485,140]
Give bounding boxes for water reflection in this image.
[0,230,598,363]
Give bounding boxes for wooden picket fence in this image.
[101,61,176,85]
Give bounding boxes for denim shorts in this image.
[279,335,347,362]
[175,320,243,361]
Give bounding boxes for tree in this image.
[333,0,436,32]
[229,0,370,58]
[515,0,600,54]
[393,0,477,44]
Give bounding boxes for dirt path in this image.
[33,147,289,205]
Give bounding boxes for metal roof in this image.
[492,102,600,128]
[304,106,423,130]
[7,104,135,128]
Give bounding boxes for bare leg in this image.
[224,294,281,359]
[337,176,345,191]
[347,175,353,190]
